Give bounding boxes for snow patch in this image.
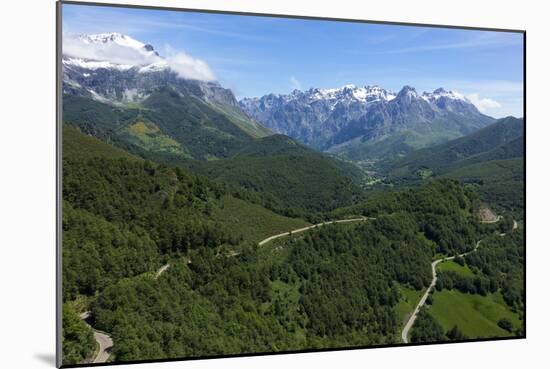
[138,61,169,73]
[63,57,134,71]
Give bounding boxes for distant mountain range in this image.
[62,33,363,213]
[240,84,495,161]
[63,32,498,166]
[62,32,522,214]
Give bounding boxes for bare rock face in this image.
[240,84,494,158]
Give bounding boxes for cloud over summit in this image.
[63,33,216,82]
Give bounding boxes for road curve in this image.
[481,215,503,224]
[155,264,170,279]
[79,311,114,363]
[258,217,374,246]
[401,239,483,343]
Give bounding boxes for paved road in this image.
[91,331,113,363]
[258,217,373,246]
[400,240,482,343]
[401,213,519,343]
[79,311,114,363]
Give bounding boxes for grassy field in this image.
[123,121,192,157]
[437,260,476,278]
[212,195,310,243]
[429,289,521,338]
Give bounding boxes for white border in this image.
[1,1,547,369]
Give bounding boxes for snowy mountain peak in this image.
[63,32,164,71]
[79,33,145,50]
[81,32,160,57]
[434,89,467,101]
[398,85,417,94]
[64,32,216,82]
[287,84,396,105]
[422,88,468,103]
[396,86,420,103]
[239,82,490,151]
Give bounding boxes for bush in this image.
[453,255,465,266]
[498,318,513,332]
[410,308,445,343]
[446,325,467,340]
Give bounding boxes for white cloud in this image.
[401,78,522,117]
[63,33,216,82]
[164,45,216,82]
[290,76,302,90]
[166,54,215,81]
[466,93,502,112]
[63,34,160,66]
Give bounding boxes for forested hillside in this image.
[67,176,518,362]
[383,117,524,217]
[63,126,524,363]
[62,146,310,300]
[63,89,262,160]
[333,180,481,255]
[411,228,525,342]
[188,135,364,216]
[64,92,365,219]
[388,117,523,177]
[61,128,310,364]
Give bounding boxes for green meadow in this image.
[429,290,522,338]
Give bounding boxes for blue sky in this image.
[63,4,524,118]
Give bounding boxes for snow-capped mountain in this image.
[240,84,493,156]
[62,33,494,162]
[63,33,166,71]
[62,33,236,107]
[80,33,160,56]
[239,85,398,149]
[294,84,397,106]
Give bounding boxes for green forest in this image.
[62,122,524,364]
[62,105,524,364]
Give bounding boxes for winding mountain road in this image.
[79,311,113,363]
[258,217,373,246]
[76,216,371,363]
[401,214,517,343]
[400,240,482,343]
[77,212,515,357]
[78,261,174,363]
